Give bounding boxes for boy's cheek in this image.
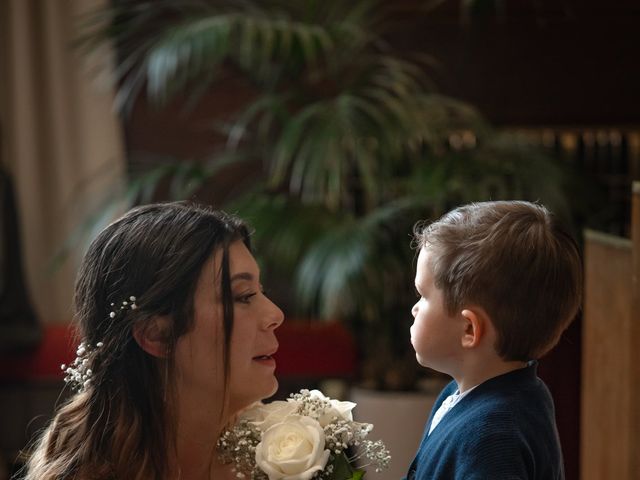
[409,325,421,351]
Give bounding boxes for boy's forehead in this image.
[415,248,434,280]
[417,247,433,265]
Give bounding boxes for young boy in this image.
[405,200,582,480]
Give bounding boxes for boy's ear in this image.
[460,308,487,349]
[132,315,171,358]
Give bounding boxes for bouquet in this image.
[217,389,390,480]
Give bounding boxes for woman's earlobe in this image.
[132,316,171,358]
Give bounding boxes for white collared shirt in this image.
[428,385,478,435]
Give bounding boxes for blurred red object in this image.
[274,320,357,378]
[0,320,357,381]
[0,324,77,381]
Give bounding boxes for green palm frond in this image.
[82,0,374,110]
[219,93,291,149]
[294,198,425,321]
[406,132,568,215]
[52,149,259,267]
[259,92,483,211]
[227,193,342,276]
[227,192,425,323]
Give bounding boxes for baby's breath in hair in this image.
[61,341,104,392]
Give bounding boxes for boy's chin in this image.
[415,354,446,373]
[415,353,430,368]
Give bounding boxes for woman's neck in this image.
[170,394,228,480]
[172,433,236,480]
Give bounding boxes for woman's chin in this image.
[265,376,279,398]
[255,376,279,401]
[231,377,279,412]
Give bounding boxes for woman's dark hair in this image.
[23,202,250,480]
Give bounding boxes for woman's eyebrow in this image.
[231,272,254,282]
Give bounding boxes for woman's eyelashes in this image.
[235,291,257,304]
[234,286,266,304]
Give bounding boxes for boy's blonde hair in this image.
[414,201,582,361]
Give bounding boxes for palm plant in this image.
[82,0,571,390]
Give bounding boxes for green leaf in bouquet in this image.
[331,451,363,480]
[349,471,366,480]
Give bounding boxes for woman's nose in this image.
[264,297,284,330]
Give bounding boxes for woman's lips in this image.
[252,355,276,367]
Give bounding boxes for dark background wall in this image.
[397,0,640,126]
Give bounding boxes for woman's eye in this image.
[235,292,257,304]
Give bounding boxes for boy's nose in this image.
[411,302,419,318]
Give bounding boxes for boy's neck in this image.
[454,356,529,393]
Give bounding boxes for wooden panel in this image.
[630,182,640,479]
[581,230,632,480]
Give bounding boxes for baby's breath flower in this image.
[218,389,390,479]
[359,439,392,472]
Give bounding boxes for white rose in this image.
[255,415,330,480]
[309,389,356,427]
[243,400,301,431]
[236,401,265,422]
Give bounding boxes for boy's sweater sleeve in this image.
[451,423,532,480]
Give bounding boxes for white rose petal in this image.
[237,401,266,423]
[309,390,356,427]
[308,390,330,401]
[247,400,301,431]
[255,415,330,480]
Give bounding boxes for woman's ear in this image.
[132,316,171,358]
[460,308,487,349]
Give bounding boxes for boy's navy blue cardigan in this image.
[404,362,564,480]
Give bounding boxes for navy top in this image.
[405,362,564,480]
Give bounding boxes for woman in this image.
[21,202,284,479]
